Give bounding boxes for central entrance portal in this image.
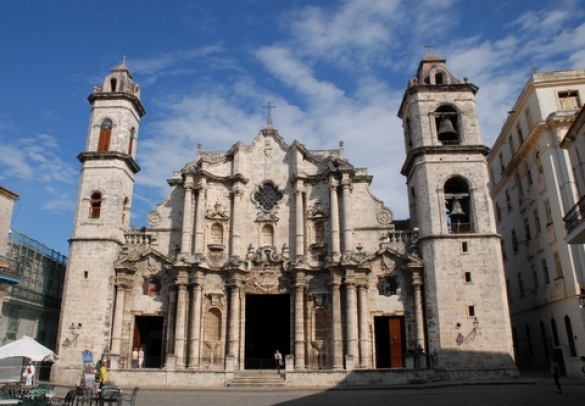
[244,294,290,369]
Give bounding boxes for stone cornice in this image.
[88,92,146,117]
[401,145,490,176]
[77,151,141,174]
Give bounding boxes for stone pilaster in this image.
[188,271,204,369]
[344,275,358,360]
[165,286,177,359]
[329,178,340,261]
[294,273,307,369]
[110,283,126,355]
[173,272,189,368]
[230,187,243,258]
[329,273,343,369]
[227,276,242,360]
[181,174,195,254]
[412,266,425,350]
[294,180,305,259]
[193,180,207,255]
[341,174,353,253]
[357,281,369,368]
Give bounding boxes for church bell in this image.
[449,198,466,218]
[438,118,458,139]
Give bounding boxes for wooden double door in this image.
[374,316,405,368]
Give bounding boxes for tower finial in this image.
[263,101,276,126]
[122,55,127,65]
[424,43,433,54]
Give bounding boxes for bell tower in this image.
[53,63,145,380]
[398,54,517,375]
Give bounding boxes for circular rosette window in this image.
[253,182,284,211]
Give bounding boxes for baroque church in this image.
[52,55,518,386]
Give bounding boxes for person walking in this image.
[550,357,562,394]
[274,349,283,374]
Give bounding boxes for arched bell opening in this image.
[445,177,472,233]
[434,105,460,145]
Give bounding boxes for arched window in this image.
[435,105,459,144]
[435,72,444,84]
[211,223,223,245]
[551,318,559,347]
[110,77,117,92]
[262,224,274,247]
[98,119,112,152]
[564,316,577,356]
[89,192,102,219]
[445,177,472,233]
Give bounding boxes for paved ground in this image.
[49,370,585,406]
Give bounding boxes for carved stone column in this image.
[227,277,242,360]
[230,187,243,258]
[357,282,369,368]
[341,174,353,253]
[345,276,358,361]
[110,282,127,355]
[329,274,343,369]
[329,178,341,261]
[181,175,195,254]
[188,272,204,369]
[412,267,425,350]
[294,273,307,369]
[193,180,207,255]
[174,274,189,368]
[294,181,305,259]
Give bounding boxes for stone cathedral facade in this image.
[52,55,518,387]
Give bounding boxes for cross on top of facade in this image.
[263,101,276,126]
[424,43,434,54]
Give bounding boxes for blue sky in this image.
[1,0,584,256]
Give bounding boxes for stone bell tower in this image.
[53,63,145,381]
[398,54,517,377]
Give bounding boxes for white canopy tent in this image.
[0,336,59,362]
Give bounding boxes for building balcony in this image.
[563,194,585,244]
[0,254,22,285]
[448,222,473,234]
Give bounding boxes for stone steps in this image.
[228,371,286,387]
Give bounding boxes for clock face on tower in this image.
[100,119,112,130]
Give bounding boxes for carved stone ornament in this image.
[147,210,162,226]
[376,209,393,225]
[206,200,229,221]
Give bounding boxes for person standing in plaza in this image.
[99,361,108,389]
[138,347,145,368]
[25,362,35,386]
[274,349,283,373]
[132,348,139,368]
[550,357,562,394]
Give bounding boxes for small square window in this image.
[468,306,475,317]
[462,241,468,252]
[465,272,472,283]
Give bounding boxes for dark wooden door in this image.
[389,317,404,367]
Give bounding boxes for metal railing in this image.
[563,194,585,234]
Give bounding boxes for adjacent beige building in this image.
[487,69,585,377]
[52,56,517,387]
